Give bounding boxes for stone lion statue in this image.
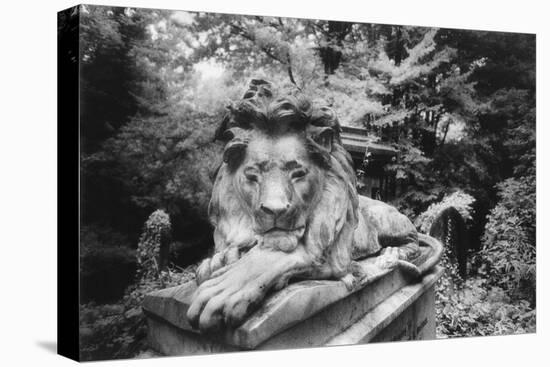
[187,79,441,332]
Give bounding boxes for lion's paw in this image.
[375,246,400,270]
[187,256,270,332]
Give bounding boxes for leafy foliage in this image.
[136,210,171,282]
[80,225,136,303]
[79,213,197,361]
[79,266,196,361]
[420,192,473,336]
[436,276,535,338]
[415,191,475,233]
[480,176,536,304]
[424,187,536,339]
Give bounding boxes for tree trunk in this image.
[318,21,353,79]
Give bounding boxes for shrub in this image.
[480,175,536,304]
[416,190,475,281]
[432,182,536,338]
[136,210,171,282]
[415,190,475,234]
[79,211,197,361]
[436,276,536,338]
[80,225,136,303]
[79,266,196,361]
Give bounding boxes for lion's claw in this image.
[188,258,269,331]
[196,258,212,285]
[187,274,265,331]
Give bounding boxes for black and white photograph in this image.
[54,5,536,361]
[55,3,539,362]
[3,1,546,366]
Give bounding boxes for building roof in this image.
[340,126,398,159]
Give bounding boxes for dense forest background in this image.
[60,4,535,360]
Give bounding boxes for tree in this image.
[79,6,151,153]
[78,6,536,300]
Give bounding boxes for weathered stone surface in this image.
[144,266,443,355]
[370,282,436,342]
[146,316,236,356]
[142,281,197,331]
[326,267,441,345]
[143,235,442,350]
[144,258,387,348]
[143,257,387,348]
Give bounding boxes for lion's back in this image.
[352,195,418,259]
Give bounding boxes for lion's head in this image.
[208,80,360,277]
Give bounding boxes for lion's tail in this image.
[398,205,472,280]
[395,233,444,279]
[416,234,444,275]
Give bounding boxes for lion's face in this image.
[232,132,325,251]
[208,83,358,273]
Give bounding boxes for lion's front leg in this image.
[187,245,314,332]
[195,238,258,285]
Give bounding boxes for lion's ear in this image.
[223,140,248,170]
[308,126,334,152]
[306,138,332,169]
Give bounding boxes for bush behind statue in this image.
[480,175,536,304]
[79,211,196,361]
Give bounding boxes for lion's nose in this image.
[260,201,290,217]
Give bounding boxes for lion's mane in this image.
[209,80,361,278]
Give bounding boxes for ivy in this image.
[136,209,171,283]
[415,190,475,233]
[79,211,196,361]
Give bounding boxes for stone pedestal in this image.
[143,235,443,356]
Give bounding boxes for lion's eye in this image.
[290,169,308,180]
[244,172,259,182]
[243,167,260,183]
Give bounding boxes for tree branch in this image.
[286,53,299,88]
[229,23,285,64]
[229,21,300,89]
[275,18,300,89]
